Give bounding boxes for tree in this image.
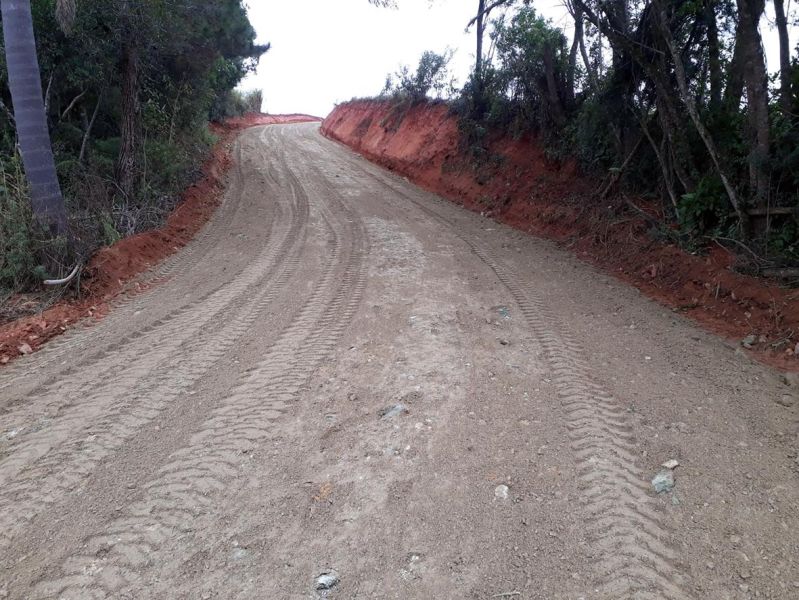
[735,0,770,211]
[773,0,792,113]
[1,0,69,237]
[467,0,516,91]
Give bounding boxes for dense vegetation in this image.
[383,0,799,273]
[0,0,267,293]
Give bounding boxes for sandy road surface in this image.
[1,123,798,599]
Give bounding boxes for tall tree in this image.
[116,0,138,200]
[1,0,68,237]
[735,0,770,211]
[467,0,516,98]
[773,0,792,113]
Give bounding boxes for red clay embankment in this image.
[0,113,320,365]
[322,99,799,371]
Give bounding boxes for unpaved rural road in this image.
[1,123,798,599]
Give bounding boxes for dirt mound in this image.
[322,99,799,371]
[0,113,319,366]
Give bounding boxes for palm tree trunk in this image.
[1,0,68,237]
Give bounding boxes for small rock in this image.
[661,459,680,470]
[494,485,510,500]
[380,404,409,420]
[652,470,675,494]
[740,570,751,580]
[0,356,9,365]
[739,584,749,593]
[741,334,757,349]
[316,570,340,590]
[231,547,248,560]
[499,339,510,346]
[777,394,795,408]
[18,343,33,355]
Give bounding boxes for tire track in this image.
[313,128,690,599]
[0,129,293,446]
[0,130,314,551]
[0,129,277,400]
[33,148,368,599]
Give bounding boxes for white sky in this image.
[241,0,791,118]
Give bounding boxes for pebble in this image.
[741,335,757,349]
[494,485,510,500]
[380,404,409,420]
[315,570,340,590]
[651,470,675,493]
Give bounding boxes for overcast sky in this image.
[241,0,790,119]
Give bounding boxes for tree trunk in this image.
[1,0,69,237]
[567,3,581,102]
[655,0,748,230]
[576,7,597,91]
[79,93,102,165]
[773,0,792,113]
[543,42,566,125]
[117,32,139,199]
[724,32,745,110]
[704,0,723,110]
[475,0,485,87]
[735,0,770,211]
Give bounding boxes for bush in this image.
[210,89,264,120]
[381,50,455,102]
[0,155,64,292]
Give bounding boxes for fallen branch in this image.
[43,264,81,286]
[599,133,644,199]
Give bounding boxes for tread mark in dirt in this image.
[0,130,276,400]
[0,128,312,551]
[314,129,690,599]
[32,141,368,599]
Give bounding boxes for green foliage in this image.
[678,176,736,239]
[381,50,455,102]
[0,158,37,291]
[212,89,264,121]
[440,0,799,264]
[490,6,570,132]
[0,0,268,291]
[0,155,61,290]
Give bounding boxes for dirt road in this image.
[1,123,798,599]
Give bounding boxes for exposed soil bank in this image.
[0,113,320,365]
[322,99,799,371]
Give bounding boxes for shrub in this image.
[381,50,456,102]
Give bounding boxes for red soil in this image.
[322,99,799,372]
[0,113,320,366]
